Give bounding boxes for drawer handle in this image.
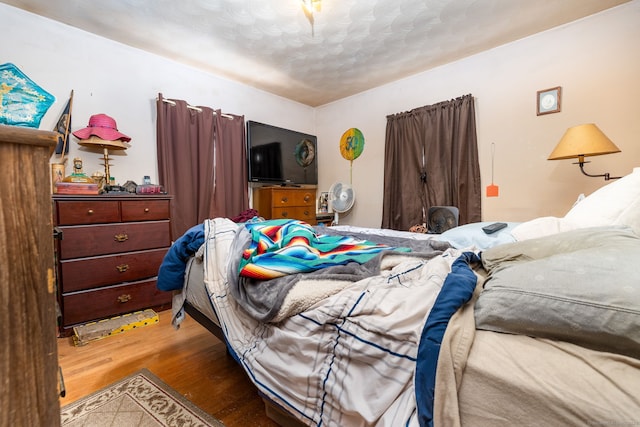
[281,197,288,203]
[87,209,94,215]
[116,264,129,273]
[114,233,129,242]
[117,294,132,303]
[304,195,310,202]
[282,211,289,217]
[304,210,309,216]
[144,208,150,213]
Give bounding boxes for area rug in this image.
[61,369,225,426]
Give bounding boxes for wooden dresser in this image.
[253,186,317,225]
[53,195,172,336]
[0,125,60,426]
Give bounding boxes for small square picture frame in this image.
[318,191,329,213]
[536,86,561,116]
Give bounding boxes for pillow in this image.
[564,167,640,233]
[510,216,578,241]
[439,222,518,250]
[511,168,640,241]
[475,226,640,359]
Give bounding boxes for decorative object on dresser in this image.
[53,194,173,337]
[318,191,329,213]
[54,181,100,195]
[253,186,317,225]
[55,157,100,194]
[0,125,61,426]
[72,113,132,192]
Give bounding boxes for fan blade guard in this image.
[427,206,459,234]
[329,182,355,213]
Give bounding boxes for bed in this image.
[158,169,640,427]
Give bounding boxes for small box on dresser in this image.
[53,194,172,336]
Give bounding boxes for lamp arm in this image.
[576,159,621,181]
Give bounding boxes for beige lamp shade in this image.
[548,123,620,160]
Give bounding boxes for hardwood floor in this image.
[57,309,279,426]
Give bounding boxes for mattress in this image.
[172,255,220,328]
[456,331,640,426]
[165,220,640,426]
[175,244,640,427]
[434,274,640,427]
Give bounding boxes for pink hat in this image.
[73,114,131,142]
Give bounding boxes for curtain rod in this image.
[159,98,234,119]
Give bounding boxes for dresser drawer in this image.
[121,199,170,222]
[59,221,171,259]
[61,278,171,326]
[60,248,168,292]
[271,189,315,207]
[271,206,315,222]
[56,200,120,225]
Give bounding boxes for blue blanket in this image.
[415,251,480,427]
[157,224,205,291]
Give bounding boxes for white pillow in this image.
[510,216,578,241]
[564,167,640,234]
[439,222,518,249]
[512,167,640,241]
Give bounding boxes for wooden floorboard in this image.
[58,309,279,426]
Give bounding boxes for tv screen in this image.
[247,121,318,185]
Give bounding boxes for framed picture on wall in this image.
[537,86,561,115]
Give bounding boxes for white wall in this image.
[3,1,639,228]
[1,3,315,188]
[316,0,640,227]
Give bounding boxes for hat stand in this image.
[101,146,116,183]
[77,136,130,188]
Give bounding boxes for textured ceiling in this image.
[1,0,630,106]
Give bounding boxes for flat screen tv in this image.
[247,120,318,185]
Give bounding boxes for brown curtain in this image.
[156,94,247,238]
[381,94,481,230]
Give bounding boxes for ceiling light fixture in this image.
[301,0,321,14]
[300,0,321,35]
[548,123,622,180]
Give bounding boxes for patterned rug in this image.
[61,369,225,427]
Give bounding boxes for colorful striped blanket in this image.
[238,219,409,280]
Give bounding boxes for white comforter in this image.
[202,218,463,426]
